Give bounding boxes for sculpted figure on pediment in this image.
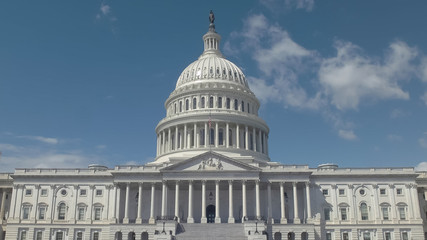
[197,157,223,170]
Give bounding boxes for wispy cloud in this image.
[95,3,118,34]
[17,135,59,144]
[260,0,315,12]
[421,92,427,106]
[387,134,403,142]
[419,137,427,149]
[338,129,357,141]
[390,108,407,119]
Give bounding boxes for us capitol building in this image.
[2,12,427,240]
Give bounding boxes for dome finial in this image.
[209,10,215,32]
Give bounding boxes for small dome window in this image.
[223,69,226,75]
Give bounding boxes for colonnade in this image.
[156,123,268,156]
[118,180,312,224]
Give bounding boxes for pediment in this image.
[161,151,260,172]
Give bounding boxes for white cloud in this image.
[421,92,427,106]
[419,57,427,82]
[260,0,315,12]
[338,129,357,140]
[319,41,416,110]
[415,162,427,171]
[18,135,59,144]
[419,138,427,149]
[100,4,111,15]
[390,108,407,119]
[387,134,402,142]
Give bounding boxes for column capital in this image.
[151,182,156,187]
[188,180,194,184]
[255,179,260,184]
[201,180,207,184]
[279,181,285,187]
[228,180,233,185]
[348,184,354,189]
[175,180,181,185]
[162,180,167,185]
[138,182,144,187]
[242,180,247,184]
[331,184,337,189]
[304,182,311,187]
[292,182,298,187]
[215,180,221,184]
[50,184,56,190]
[72,184,80,190]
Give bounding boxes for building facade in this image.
[1,14,427,240]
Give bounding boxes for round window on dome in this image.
[61,189,67,196]
[359,189,366,196]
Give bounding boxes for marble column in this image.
[162,131,166,154]
[149,183,156,224]
[389,184,397,220]
[267,182,273,223]
[184,124,187,149]
[168,128,171,152]
[175,126,179,150]
[228,180,235,223]
[0,190,7,220]
[242,180,247,222]
[201,180,207,223]
[115,184,120,223]
[175,181,180,222]
[188,181,194,223]
[204,123,208,147]
[136,183,143,223]
[226,123,230,148]
[255,180,261,219]
[123,183,130,223]
[305,182,312,220]
[194,123,198,148]
[161,181,167,217]
[236,125,240,149]
[245,126,249,150]
[411,184,421,219]
[372,184,380,221]
[215,122,219,147]
[293,182,300,224]
[252,128,256,151]
[33,185,40,221]
[280,182,287,224]
[215,180,221,223]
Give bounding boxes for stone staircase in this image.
[175,223,247,240]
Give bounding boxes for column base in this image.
[228,217,235,223]
[201,217,207,223]
[280,218,287,224]
[123,218,129,224]
[293,218,300,224]
[149,218,156,224]
[215,217,221,223]
[267,218,274,224]
[187,217,194,223]
[135,218,142,224]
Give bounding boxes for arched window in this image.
[77,203,87,221]
[193,98,197,109]
[185,99,189,111]
[209,97,214,108]
[38,203,47,220]
[301,232,308,240]
[58,203,66,220]
[380,203,390,220]
[201,97,205,108]
[93,204,103,220]
[360,203,369,220]
[141,232,149,240]
[218,97,222,108]
[274,232,282,240]
[339,203,349,220]
[234,99,238,110]
[288,232,295,240]
[22,203,32,220]
[219,128,224,145]
[226,98,231,109]
[241,101,245,112]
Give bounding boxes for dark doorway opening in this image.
[207,204,215,223]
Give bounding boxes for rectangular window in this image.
[322,189,329,196]
[41,189,48,196]
[402,232,409,240]
[381,207,389,220]
[326,232,332,240]
[94,207,101,220]
[339,189,345,196]
[324,208,331,220]
[22,207,30,219]
[342,232,349,240]
[76,232,83,240]
[95,189,102,196]
[380,188,386,195]
[340,207,347,220]
[20,231,27,240]
[80,189,87,196]
[363,232,371,240]
[25,189,32,196]
[39,207,46,220]
[93,232,99,240]
[384,232,391,240]
[399,207,406,220]
[397,188,403,195]
[56,232,63,240]
[78,207,85,220]
[36,232,43,240]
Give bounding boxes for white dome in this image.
[175,56,249,90]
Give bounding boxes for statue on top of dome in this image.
[209,10,215,24]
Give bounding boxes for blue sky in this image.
[1,1,427,171]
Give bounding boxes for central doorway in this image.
[206,205,215,223]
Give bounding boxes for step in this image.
[175,223,247,240]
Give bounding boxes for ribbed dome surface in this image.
[175,55,249,90]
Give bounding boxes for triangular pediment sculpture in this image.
[161,151,260,172]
